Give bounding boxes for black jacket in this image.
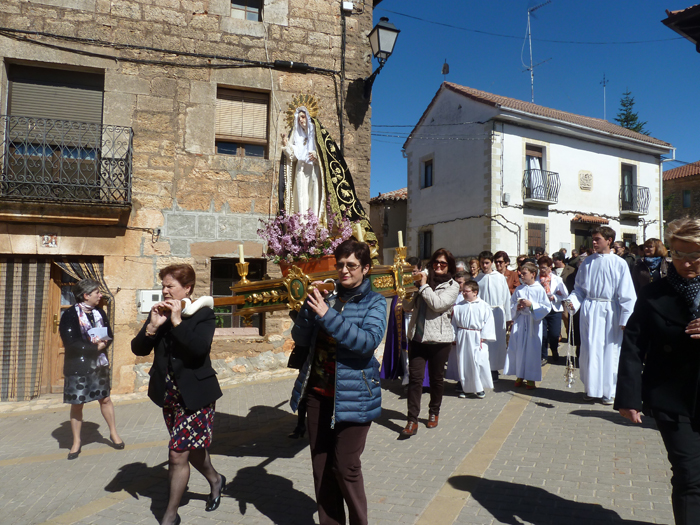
[631,257,668,294]
[59,306,113,376]
[131,307,222,412]
[615,279,700,418]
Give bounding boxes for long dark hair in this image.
[427,248,456,289]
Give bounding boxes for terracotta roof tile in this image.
[572,214,609,225]
[403,82,672,150]
[369,187,407,203]
[663,161,700,181]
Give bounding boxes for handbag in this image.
[287,345,310,370]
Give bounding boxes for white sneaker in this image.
[458,392,467,399]
[601,397,614,405]
[476,391,486,399]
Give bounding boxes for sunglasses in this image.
[671,250,700,262]
[433,261,448,268]
[335,262,361,271]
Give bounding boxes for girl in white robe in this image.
[448,282,496,397]
[504,263,551,388]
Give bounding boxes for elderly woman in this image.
[290,239,387,525]
[60,279,123,460]
[401,248,460,437]
[631,237,669,293]
[616,218,700,525]
[132,264,225,525]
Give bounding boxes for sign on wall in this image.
[578,171,593,191]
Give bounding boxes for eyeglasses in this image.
[670,250,700,262]
[433,261,448,268]
[335,262,361,271]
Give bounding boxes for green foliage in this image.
[614,89,649,135]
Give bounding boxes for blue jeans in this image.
[541,311,563,360]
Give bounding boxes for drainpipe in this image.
[660,147,677,239]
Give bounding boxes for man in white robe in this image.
[475,251,512,379]
[566,226,637,404]
[447,281,496,398]
[504,263,551,386]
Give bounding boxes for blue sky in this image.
[368,1,699,196]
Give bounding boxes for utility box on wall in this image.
[139,290,163,313]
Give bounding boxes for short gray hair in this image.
[665,217,700,246]
[73,279,100,303]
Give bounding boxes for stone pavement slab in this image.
[0,361,674,525]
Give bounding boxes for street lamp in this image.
[363,17,400,99]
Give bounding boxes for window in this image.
[421,159,433,188]
[527,223,545,256]
[683,190,692,208]
[420,230,433,260]
[211,257,266,335]
[525,145,545,199]
[215,88,269,158]
[231,0,262,21]
[622,233,637,247]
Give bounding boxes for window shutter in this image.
[526,145,543,158]
[216,89,268,143]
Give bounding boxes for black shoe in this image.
[161,514,181,525]
[288,424,306,439]
[541,358,548,366]
[491,371,500,383]
[205,474,226,512]
[111,440,126,450]
[67,447,81,460]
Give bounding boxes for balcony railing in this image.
[619,184,649,216]
[0,115,132,205]
[522,169,560,205]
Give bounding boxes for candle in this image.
[398,230,403,248]
[354,223,364,243]
[238,244,245,263]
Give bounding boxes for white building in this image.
[404,83,674,260]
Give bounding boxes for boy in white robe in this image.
[475,251,512,382]
[505,262,551,389]
[448,281,496,398]
[566,227,636,404]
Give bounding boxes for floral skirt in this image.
[162,372,215,451]
[63,366,110,404]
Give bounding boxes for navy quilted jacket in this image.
[290,278,387,426]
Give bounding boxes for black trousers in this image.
[656,417,700,525]
[407,341,451,423]
[306,391,371,525]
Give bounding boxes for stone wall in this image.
[664,175,700,224]
[0,0,375,394]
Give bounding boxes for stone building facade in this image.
[0,0,379,399]
[663,161,700,224]
[369,187,406,264]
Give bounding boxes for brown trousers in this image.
[306,391,372,525]
[407,340,452,423]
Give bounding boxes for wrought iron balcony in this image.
[619,184,650,216]
[522,169,560,206]
[0,115,132,205]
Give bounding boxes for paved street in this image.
[0,362,673,525]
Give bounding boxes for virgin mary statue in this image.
[279,94,376,245]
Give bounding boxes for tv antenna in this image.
[600,73,609,120]
[441,59,450,82]
[522,0,552,103]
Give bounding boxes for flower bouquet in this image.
[257,209,357,274]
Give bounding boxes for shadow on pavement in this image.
[374,407,407,435]
[225,462,317,524]
[448,475,655,525]
[570,409,659,430]
[51,420,112,450]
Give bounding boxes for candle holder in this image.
[395,246,407,263]
[235,262,250,286]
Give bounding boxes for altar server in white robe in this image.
[449,280,496,398]
[505,262,551,388]
[566,226,636,404]
[475,251,512,378]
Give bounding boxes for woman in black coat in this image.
[131,264,224,525]
[60,278,124,460]
[616,218,700,525]
[631,237,669,294]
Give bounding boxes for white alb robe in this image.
[475,271,512,371]
[567,252,636,399]
[446,299,496,393]
[504,282,551,382]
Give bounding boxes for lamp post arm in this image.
[363,61,386,99]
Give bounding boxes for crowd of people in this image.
[57,219,700,525]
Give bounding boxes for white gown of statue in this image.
[475,271,512,371]
[283,106,325,221]
[446,299,496,394]
[504,282,551,382]
[566,252,637,399]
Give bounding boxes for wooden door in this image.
[45,265,78,394]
